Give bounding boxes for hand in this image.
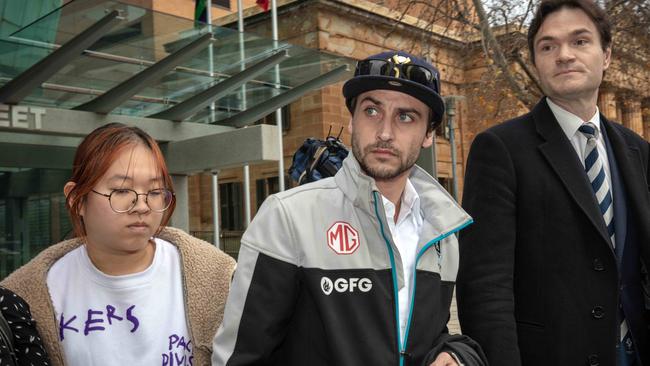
[428,352,459,366]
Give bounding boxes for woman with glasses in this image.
[1,123,236,366]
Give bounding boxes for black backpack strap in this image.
[0,310,17,366]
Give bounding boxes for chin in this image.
[370,168,405,181]
[121,234,153,247]
[363,163,397,177]
[553,79,592,92]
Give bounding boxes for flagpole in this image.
[211,171,221,250]
[271,0,285,191]
[204,1,222,247]
[238,0,252,227]
[206,2,214,98]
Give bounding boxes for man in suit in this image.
[456,0,650,365]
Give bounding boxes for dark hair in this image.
[528,0,612,62]
[66,123,175,238]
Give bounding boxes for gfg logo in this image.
[320,276,373,295]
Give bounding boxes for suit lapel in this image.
[602,118,650,245]
[600,121,627,258]
[533,99,613,248]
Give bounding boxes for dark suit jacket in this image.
[457,98,650,366]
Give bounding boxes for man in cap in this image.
[212,51,487,366]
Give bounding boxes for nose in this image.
[556,43,575,64]
[131,192,151,213]
[377,115,394,142]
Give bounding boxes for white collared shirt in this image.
[381,178,423,343]
[546,98,612,192]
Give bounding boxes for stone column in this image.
[170,174,189,232]
[621,97,644,137]
[598,89,618,121]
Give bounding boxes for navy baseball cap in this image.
[343,51,445,128]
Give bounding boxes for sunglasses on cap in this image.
[354,58,440,93]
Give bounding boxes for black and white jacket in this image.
[212,156,487,366]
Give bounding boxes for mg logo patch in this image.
[327,221,360,255]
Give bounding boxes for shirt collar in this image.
[546,98,601,140]
[381,178,421,223]
[402,178,420,217]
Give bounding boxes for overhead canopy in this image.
[0,0,353,173]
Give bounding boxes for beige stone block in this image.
[598,91,617,121]
[622,98,644,136]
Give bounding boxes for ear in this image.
[603,46,611,70]
[347,117,354,134]
[421,130,433,149]
[64,181,84,216]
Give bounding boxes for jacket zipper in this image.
[373,191,404,366]
[401,219,473,359]
[372,191,473,366]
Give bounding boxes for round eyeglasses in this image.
[91,188,175,213]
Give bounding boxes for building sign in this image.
[0,104,46,130]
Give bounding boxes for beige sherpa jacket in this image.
[1,227,236,366]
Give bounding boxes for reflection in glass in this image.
[0,0,353,125]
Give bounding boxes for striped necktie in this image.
[578,123,636,365]
[578,122,615,245]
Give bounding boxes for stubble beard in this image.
[351,133,419,181]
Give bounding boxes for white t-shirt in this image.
[382,179,423,343]
[46,238,193,366]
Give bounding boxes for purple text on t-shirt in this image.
[59,304,140,340]
[161,333,193,366]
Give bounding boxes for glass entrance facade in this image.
[0,168,71,277]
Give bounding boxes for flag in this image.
[256,0,270,11]
[195,0,208,24]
